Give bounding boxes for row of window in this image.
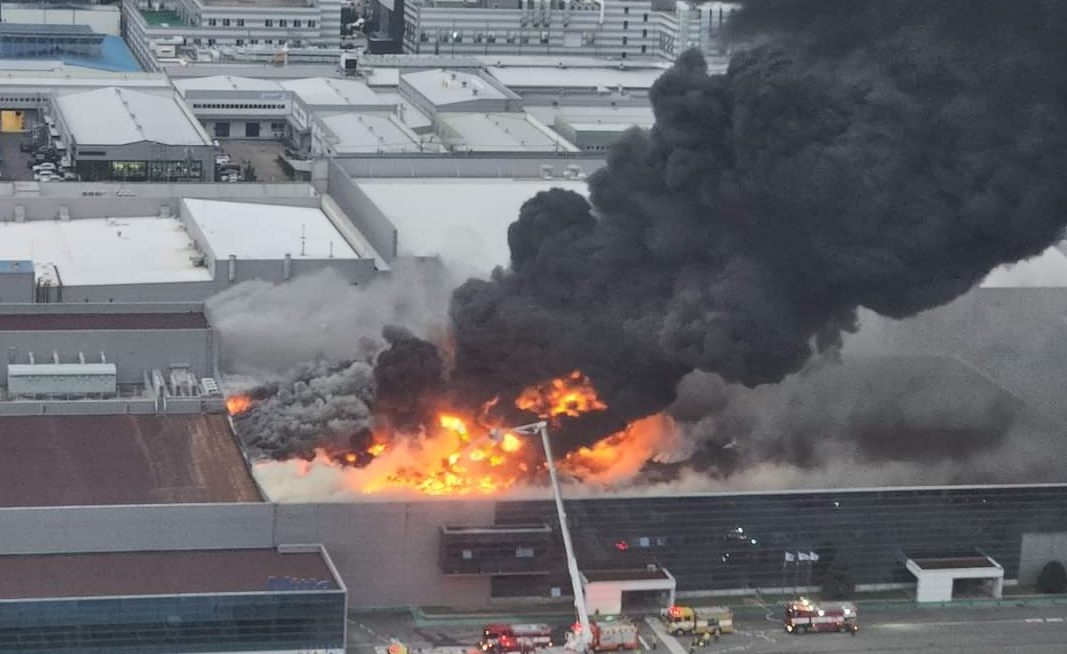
[205,18,316,29]
[415,29,647,44]
[76,160,204,182]
[193,103,287,111]
[194,38,297,47]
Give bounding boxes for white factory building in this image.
[122,0,343,69]
[0,186,382,303]
[397,0,739,61]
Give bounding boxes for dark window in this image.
[641,44,647,53]
[623,6,629,13]
[622,36,627,45]
[293,20,302,28]
[279,19,288,27]
[208,18,217,26]
[245,122,261,137]
[308,20,316,28]
[642,29,647,37]
[643,12,648,21]
[623,20,628,29]
[222,18,230,26]
[265,19,274,27]
[237,18,244,26]
[214,122,230,137]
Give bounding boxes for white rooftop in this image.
[182,199,361,260]
[364,67,401,87]
[401,69,507,106]
[55,87,211,146]
[374,91,432,131]
[981,244,1067,288]
[356,178,589,274]
[280,77,388,107]
[526,104,654,127]
[487,66,664,90]
[317,113,421,154]
[174,75,284,93]
[440,113,577,152]
[0,217,211,287]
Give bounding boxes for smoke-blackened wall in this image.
[449,0,1067,452]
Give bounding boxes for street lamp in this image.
[491,422,591,652]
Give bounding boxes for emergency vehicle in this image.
[783,598,858,635]
[572,617,639,652]
[660,605,734,636]
[479,624,554,652]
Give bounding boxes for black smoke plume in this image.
[373,325,447,431]
[450,0,1067,451]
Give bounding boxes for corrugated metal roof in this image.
[55,87,211,146]
[8,363,117,376]
[0,414,262,507]
[0,549,336,599]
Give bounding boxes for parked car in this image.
[32,163,57,174]
[34,173,57,182]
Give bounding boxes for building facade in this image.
[122,0,343,69]
[400,0,738,60]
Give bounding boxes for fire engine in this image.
[660,605,733,636]
[783,598,858,635]
[571,617,639,652]
[479,624,554,653]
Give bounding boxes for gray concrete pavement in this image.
[348,605,1067,654]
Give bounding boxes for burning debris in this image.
[230,0,1067,498]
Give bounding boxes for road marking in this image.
[643,617,687,654]
[1045,617,1064,622]
[638,635,651,650]
[1025,618,1045,623]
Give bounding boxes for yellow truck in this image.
[661,605,734,636]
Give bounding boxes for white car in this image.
[35,174,57,182]
[32,163,56,173]
[215,155,231,166]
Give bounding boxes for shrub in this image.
[1036,560,1067,594]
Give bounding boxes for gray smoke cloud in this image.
[449,0,1067,455]
[232,358,376,461]
[208,259,454,376]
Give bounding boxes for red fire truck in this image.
[571,617,639,652]
[479,624,554,653]
[783,598,858,635]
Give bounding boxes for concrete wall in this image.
[327,159,398,261]
[2,4,122,36]
[1020,532,1067,586]
[0,503,273,555]
[274,502,495,609]
[0,271,34,303]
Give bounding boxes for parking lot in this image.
[216,139,290,182]
[0,131,33,181]
[347,604,1067,654]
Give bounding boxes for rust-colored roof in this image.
[0,549,336,599]
[0,414,262,507]
[0,312,209,331]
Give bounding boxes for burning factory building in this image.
[187,0,1067,610]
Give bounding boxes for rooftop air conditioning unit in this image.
[539,164,555,179]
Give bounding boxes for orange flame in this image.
[515,370,607,419]
[226,395,252,415]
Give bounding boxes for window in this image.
[265,19,274,27]
[515,547,534,558]
[622,36,627,45]
[245,122,261,137]
[235,39,244,46]
[623,20,628,29]
[271,121,287,131]
[265,39,273,45]
[208,18,217,26]
[250,39,258,44]
[641,44,647,53]
[214,122,230,137]
[540,31,549,44]
[462,550,474,560]
[308,20,316,28]
[222,18,231,26]
[293,20,302,28]
[643,12,648,21]
[642,29,647,37]
[237,18,244,27]
[624,6,629,13]
[279,19,288,27]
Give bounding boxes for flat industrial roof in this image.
[0,548,335,600]
[0,217,212,287]
[183,198,361,260]
[0,23,96,36]
[402,69,508,105]
[281,77,388,107]
[440,113,577,152]
[356,178,588,273]
[526,104,654,129]
[0,414,262,507]
[318,112,421,154]
[0,312,209,331]
[487,66,664,90]
[55,87,211,146]
[175,75,284,93]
